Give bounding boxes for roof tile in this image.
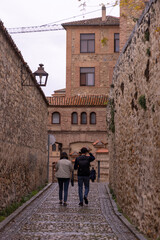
[62,16,119,28]
[47,95,108,106]
[96,148,109,153]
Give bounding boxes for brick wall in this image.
[107,1,160,239]
[48,106,107,133]
[48,104,109,183]
[120,0,148,51]
[0,22,48,210]
[48,105,108,169]
[65,26,119,97]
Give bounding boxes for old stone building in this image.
[47,7,120,182]
[0,21,48,210]
[107,0,160,239]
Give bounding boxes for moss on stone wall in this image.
[107,1,160,239]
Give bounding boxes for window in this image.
[114,33,119,52]
[71,112,78,124]
[52,112,60,124]
[80,67,95,86]
[52,144,56,151]
[90,112,96,124]
[58,143,62,152]
[80,34,95,53]
[81,112,87,124]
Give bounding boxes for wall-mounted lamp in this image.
[33,64,48,86]
[21,63,48,87]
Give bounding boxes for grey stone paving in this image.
[0,183,140,240]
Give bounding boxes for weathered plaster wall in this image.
[107,1,160,239]
[0,22,48,210]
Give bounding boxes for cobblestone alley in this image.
[0,183,147,240]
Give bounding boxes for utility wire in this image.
[7,4,118,34]
[40,8,102,26]
[42,4,116,26]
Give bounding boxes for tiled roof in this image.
[54,88,66,94]
[47,95,108,106]
[70,151,79,157]
[96,148,109,153]
[62,16,119,28]
[93,140,105,146]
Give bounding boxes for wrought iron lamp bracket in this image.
[21,65,35,87]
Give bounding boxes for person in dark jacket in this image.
[74,147,95,206]
[90,167,96,182]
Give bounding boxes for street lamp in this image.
[33,64,48,86]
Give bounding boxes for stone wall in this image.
[107,0,160,239]
[0,21,48,210]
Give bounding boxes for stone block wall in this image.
[0,22,48,210]
[107,1,160,239]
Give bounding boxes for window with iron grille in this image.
[71,112,78,124]
[80,34,95,53]
[80,67,95,86]
[114,33,119,52]
[81,112,87,124]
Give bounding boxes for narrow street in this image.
[0,183,146,240]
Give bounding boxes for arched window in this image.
[52,112,60,124]
[72,112,78,124]
[90,112,96,124]
[52,144,56,151]
[81,112,87,124]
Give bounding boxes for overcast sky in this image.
[0,0,119,96]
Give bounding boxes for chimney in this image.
[102,5,106,21]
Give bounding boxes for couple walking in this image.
[55,147,95,206]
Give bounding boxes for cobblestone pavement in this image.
[0,183,140,240]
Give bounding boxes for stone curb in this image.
[0,183,52,232]
[105,183,147,240]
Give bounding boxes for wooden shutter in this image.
[80,73,86,86]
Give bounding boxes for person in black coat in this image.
[74,147,95,206]
[90,167,96,182]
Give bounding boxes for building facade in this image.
[63,6,120,97]
[47,7,120,182]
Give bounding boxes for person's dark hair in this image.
[81,147,88,154]
[60,152,68,159]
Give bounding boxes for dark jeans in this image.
[78,176,90,203]
[57,178,70,202]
